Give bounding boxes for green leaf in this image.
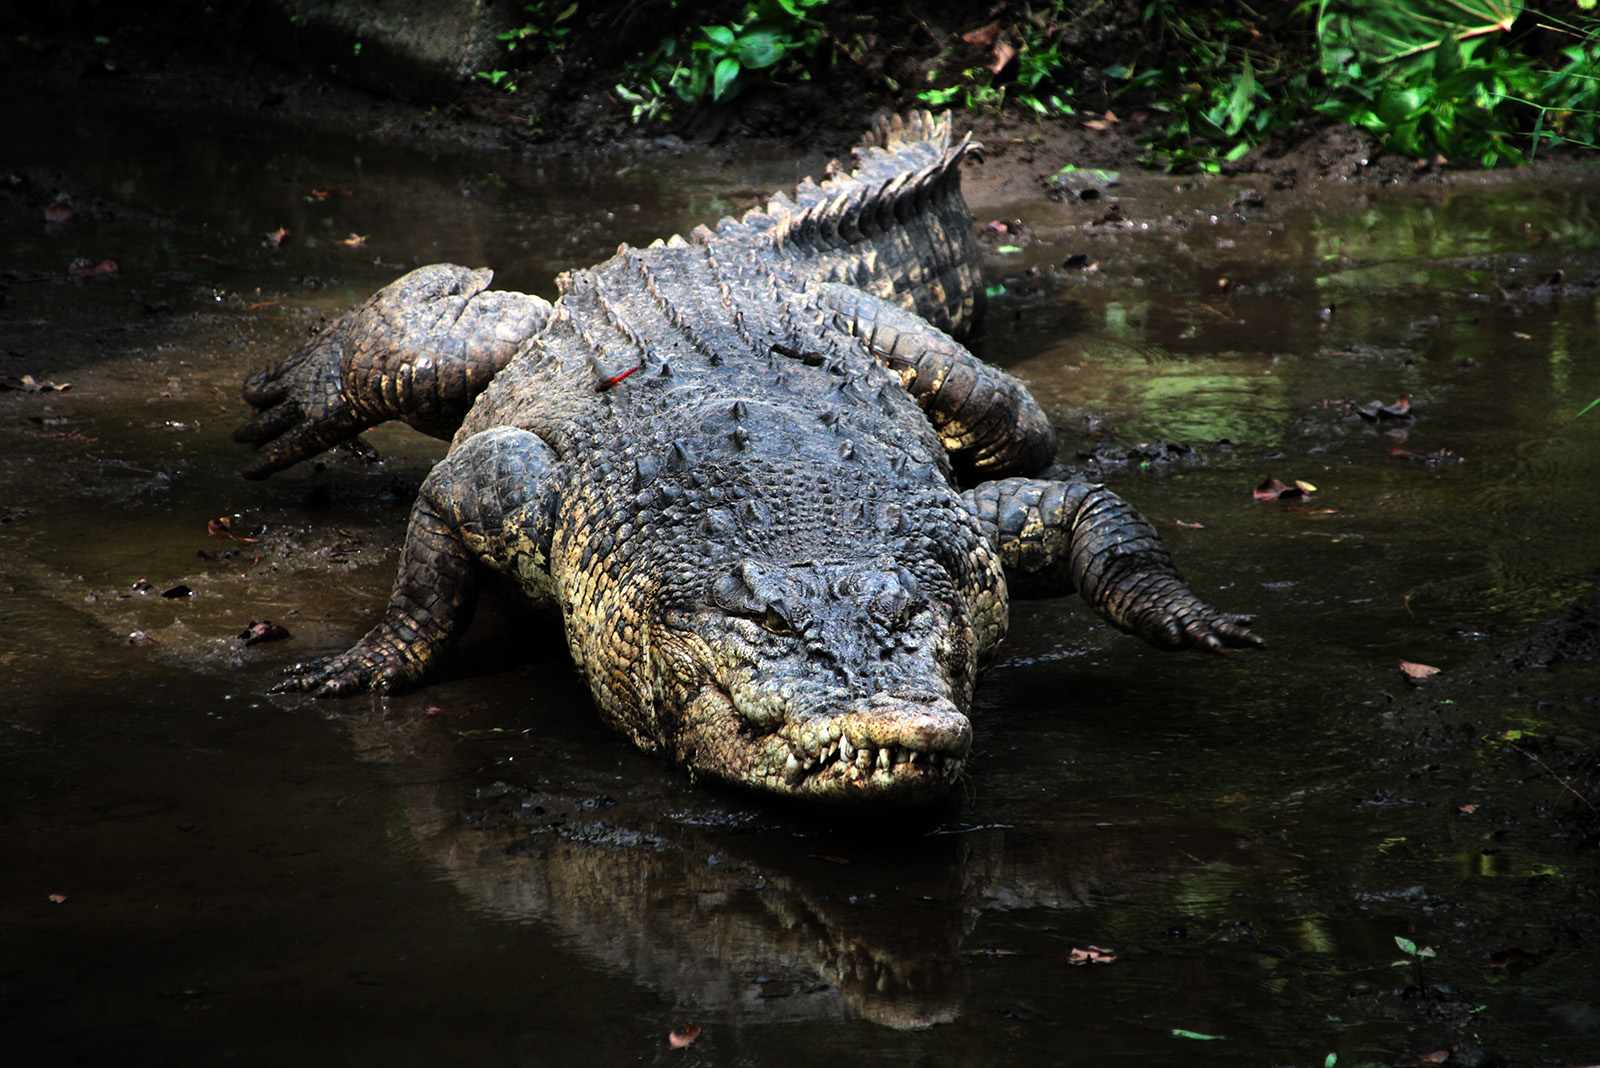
[1172,1029,1226,1041]
[703,24,736,48]
[1223,55,1258,135]
[1394,935,1418,956]
[1577,396,1600,417]
[1326,1056,1338,1068]
[736,30,785,68]
[713,55,741,100]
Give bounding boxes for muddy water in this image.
[4,82,1599,1066]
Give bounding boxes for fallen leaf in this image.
[987,40,1017,74]
[48,893,67,904]
[1389,446,1463,465]
[67,258,118,281]
[1357,395,1413,421]
[1457,803,1479,814]
[1083,119,1111,131]
[337,233,368,247]
[1400,661,1440,681]
[239,620,290,646]
[1172,1028,1225,1041]
[208,516,232,536]
[1068,945,1118,965]
[1489,946,1541,972]
[1175,519,1206,529]
[264,227,289,248]
[0,374,72,392]
[668,1023,701,1049]
[961,20,1001,47]
[1253,477,1310,501]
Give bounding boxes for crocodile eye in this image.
[761,606,796,637]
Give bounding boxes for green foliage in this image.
[619,0,831,118]
[1119,0,1600,171]
[915,3,1076,116]
[497,1,580,57]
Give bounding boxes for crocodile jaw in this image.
[676,687,971,807]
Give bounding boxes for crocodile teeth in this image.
[854,747,872,770]
[784,753,803,784]
[839,733,854,763]
[875,748,891,771]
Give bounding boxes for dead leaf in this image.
[239,620,290,646]
[48,893,67,904]
[961,20,1001,47]
[67,258,118,281]
[987,40,1017,74]
[264,227,289,248]
[1068,945,1118,965]
[1253,477,1310,501]
[1489,946,1541,972]
[668,1023,701,1049]
[0,374,72,393]
[1357,395,1413,421]
[1399,661,1440,681]
[338,233,367,247]
[1457,803,1479,814]
[1083,119,1111,132]
[1175,519,1205,529]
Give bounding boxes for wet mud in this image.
[4,73,1600,1067]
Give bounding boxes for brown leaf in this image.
[338,233,368,247]
[1175,519,1206,529]
[239,620,290,646]
[67,257,118,281]
[1082,119,1111,132]
[1068,944,1118,965]
[263,227,289,248]
[1399,661,1440,681]
[668,1023,701,1049]
[1456,803,1479,814]
[48,893,67,904]
[961,20,1001,47]
[209,516,232,536]
[1489,946,1541,972]
[1253,477,1310,501]
[987,40,1017,74]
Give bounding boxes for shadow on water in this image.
[4,81,1600,1065]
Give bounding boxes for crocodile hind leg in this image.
[818,283,1056,481]
[965,477,1262,652]
[235,264,553,479]
[275,427,563,695]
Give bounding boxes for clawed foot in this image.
[269,649,416,697]
[1153,606,1264,653]
[1117,575,1265,654]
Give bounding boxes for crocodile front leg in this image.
[235,264,553,479]
[965,477,1262,652]
[275,427,563,695]
[818,283,1056,481]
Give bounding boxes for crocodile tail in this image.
[708,111,986,338]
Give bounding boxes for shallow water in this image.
[4,82,1600,1065]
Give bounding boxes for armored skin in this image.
[236,113,1260,806]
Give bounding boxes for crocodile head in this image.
[644,556,983,807]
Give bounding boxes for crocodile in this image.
[235,113,1261,806]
